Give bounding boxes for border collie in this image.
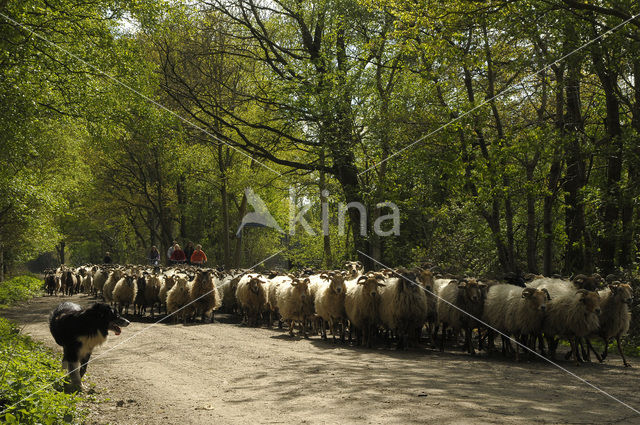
[49,302,129,392]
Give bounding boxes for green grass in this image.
[0,318,83,424]
[0,275,43,309]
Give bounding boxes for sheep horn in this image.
[541,288,551,300]
[357,276,368,285]
[522,287,535,298]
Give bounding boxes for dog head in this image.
[88,303,130,335]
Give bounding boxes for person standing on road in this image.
[184,241,195,265]
[167,240,177,264]
[148,246,160,265]
[190,244,207,266]
[170,243,186,264]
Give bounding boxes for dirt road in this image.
[3,294,640,424]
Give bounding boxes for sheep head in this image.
[357,273,385,298]
[572,274,603,291]
[248,276,265,294]
[327,273,346,295]
[521,287,550,312]
[395,268,420,293]
[458,278,486,303]
[576,289,601,315]
[345,261,364,279]
[290,277,310,301]
[609,283,634,306]
[416,268,435,292]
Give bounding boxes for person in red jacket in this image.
[170,244,186,264]
[190,244,207,266]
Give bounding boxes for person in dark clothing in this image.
[103,252,112,264]
[148,246,160,265]
[184,241,195,265]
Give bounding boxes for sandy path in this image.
[3,294,640,424]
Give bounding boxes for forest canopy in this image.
[1,0,640,279]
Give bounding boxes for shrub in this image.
[0,276,43,309]
[0,318,82,424]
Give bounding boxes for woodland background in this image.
[1,0,640,281]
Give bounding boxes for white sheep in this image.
[166,276,191,324]
[436,278,487,354]
[102,269,124,304]
[219,275,240,314]
[264,275,289,328]
[314,273,347,342]
[344,261,364,280]
[113,275,137,315]
[143,274,162,317]
[159,274,176,315]
[482,284,551,360]
[188,269,222,323]
[275,276,311,337]
[235,274,267,326]
[529,279,601,364]
[92,267,109,296]
[378,269,428,349]
[345,272,386,347]
[588,283,633,367]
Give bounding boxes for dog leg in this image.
[80,353,91,378]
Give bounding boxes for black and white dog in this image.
[49,302,129,392]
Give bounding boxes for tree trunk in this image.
[319,150,332,268]
[621,48,640,268]
[0,244,4,282]
[219,145,231,268]
[233,192,247,268]
[543,65,565,276]
[177,176,187,238]
[526,163,538,273]
[591,40,622,274]
[56,241,66,265]
[563,22,589,273]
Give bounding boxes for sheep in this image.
[102,269,123,304]
[345,272,385,347]
[166,276,191,324]
[44,271,59,296]
[436,278,487,354]
[92,268,109,297]
[344,261,364,280]
[235,274,267,326]
[416,268,437,341]
[276,276,311,337]
[378,268,428,350]
[219,275,240,314]
[133,275,147,315]
[188,269,222,323]
[159,274,176,314]
[264,275,287,328]
[143,273,162,317]
[314,273,347,342]
[587,283,633,367]
[482,284,551,360]
[571,273,603,291]
[530,279,601,364]
[113,275,137,315]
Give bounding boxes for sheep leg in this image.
[579,338,590,362]
[302,319,308,338]
[440,323,446,352]
[288,320,295,337]
[321,320,327,341]
[569,338,580,366]
[600,337,610,361]
[616,336,630,367]
[465,326,475,355]
[586,338,603,363]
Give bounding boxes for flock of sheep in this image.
[44,262,635,367]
